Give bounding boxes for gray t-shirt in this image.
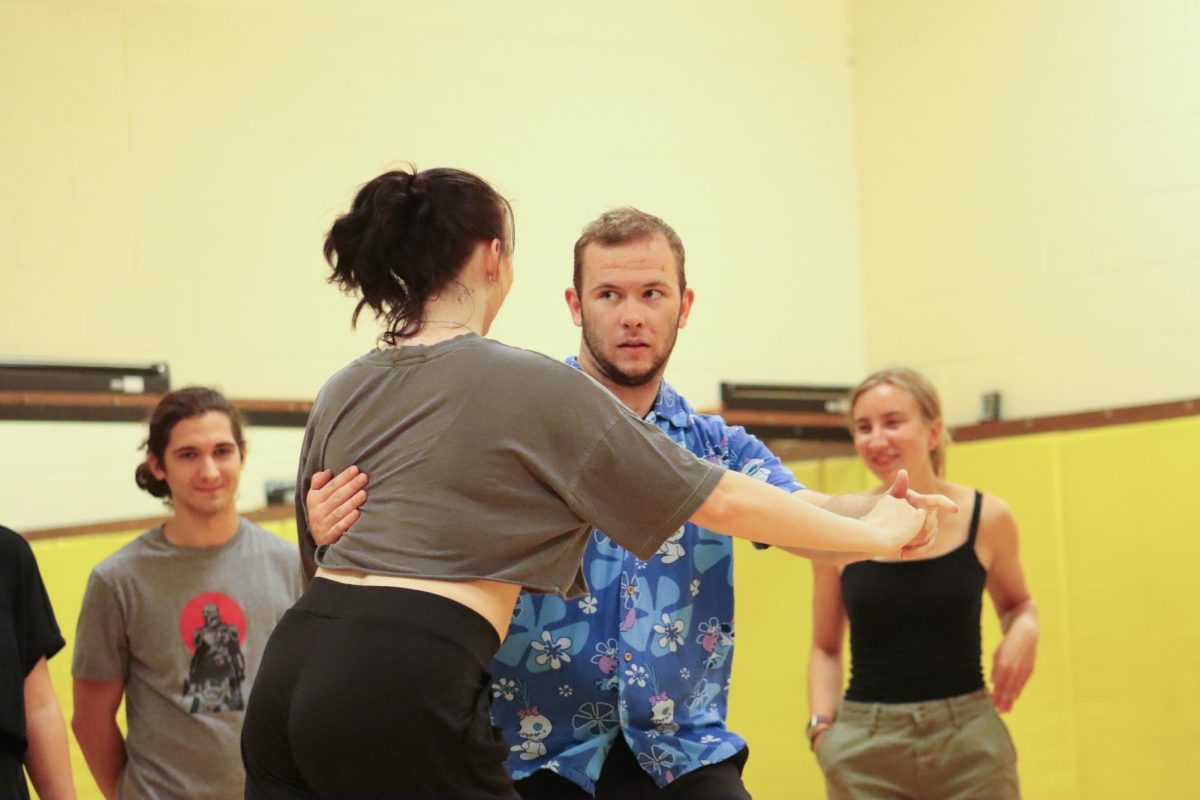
[72,519,301,799]
[297,334,725,597]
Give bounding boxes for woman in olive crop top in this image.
[240,167,947,800]
[807,367,1039,800]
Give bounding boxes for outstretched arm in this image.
[689,469,936,555]
[783,471,955,563]
[24,657,75,799]
[306,466,949,557]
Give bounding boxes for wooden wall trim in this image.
[949,397,1199,442]
[0,391,312,426]
[17,397,1199,541]
[23,504,296,542]
[714,397,1200,444]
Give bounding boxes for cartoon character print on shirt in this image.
[513,706,553,760]
[592,638,620,693]
[622,662,681,738]
[179,592,247,713]
[655,526,686,564]
[648,691,680,735]
[491,678,559,762]
[695,617,734,670]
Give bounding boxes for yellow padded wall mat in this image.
[28,416,1200,798]
[731,415,1200,799]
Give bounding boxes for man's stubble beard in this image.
[578,310,681,389]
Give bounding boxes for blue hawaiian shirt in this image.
[489,360,804,793]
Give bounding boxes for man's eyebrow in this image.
[592,279,671,291]
[170,441,236,454]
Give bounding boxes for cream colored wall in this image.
[0,420,304,532]
[1,0,866,530]
[850,0,1200,424]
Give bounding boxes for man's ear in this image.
[148,453,167,481]
[565,288,584,327]
[677,288,695,330]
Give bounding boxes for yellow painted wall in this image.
[850,0,1200,423]
[730,414,1200,799]
[31,416,1200,798]
[1,0,866,533]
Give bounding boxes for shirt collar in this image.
[565,356,694,431]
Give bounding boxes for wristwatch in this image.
[806,713,833,746]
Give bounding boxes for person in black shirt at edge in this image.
[1,525,76,799]
[808,367,1038,800]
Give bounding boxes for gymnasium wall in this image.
[33,414,1200,799]
[730,413,1200,799]
[1,0,867,530]
[850,0,1200,423]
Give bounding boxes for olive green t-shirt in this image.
[297,334,724,597]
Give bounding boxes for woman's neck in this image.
[392,322,476,347]
[391,294,488,346]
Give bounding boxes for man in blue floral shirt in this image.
[490,208,813,800]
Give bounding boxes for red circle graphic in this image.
[179,592,247,653]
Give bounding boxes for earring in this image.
[489,274,497,285]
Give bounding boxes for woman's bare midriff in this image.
[314,567,521,640]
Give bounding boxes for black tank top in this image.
[841,490,986,703]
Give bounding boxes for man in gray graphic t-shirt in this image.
[71,388,301,799]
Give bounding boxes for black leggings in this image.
[242,578,518,799]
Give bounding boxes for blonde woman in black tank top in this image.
[807,367,1039,800]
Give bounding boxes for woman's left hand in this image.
[991,615,1037,713]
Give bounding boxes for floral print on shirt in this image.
[490,361,803,792]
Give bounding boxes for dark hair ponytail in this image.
[135,387,246,500]
[134,461,170,499]
[324,166,513,340]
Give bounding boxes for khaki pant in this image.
[815,689,1020,800]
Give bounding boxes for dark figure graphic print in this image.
[179,592,247,713]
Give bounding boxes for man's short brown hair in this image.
[573,208,686,294]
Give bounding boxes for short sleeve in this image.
[71,570,131,682]
[11,535,65,675]
[717,423,805,551]
[566,412,725,560]
[723,424,805,493]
